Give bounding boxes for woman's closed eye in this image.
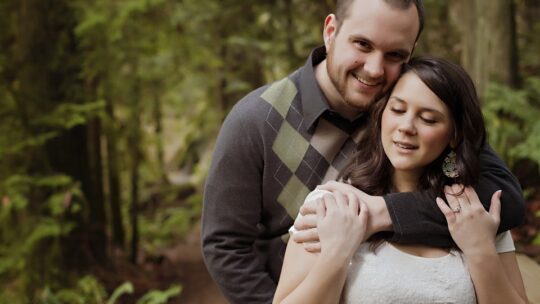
[420,116,438,124]
[390,107,406,114]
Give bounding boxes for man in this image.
[201,0,525,303]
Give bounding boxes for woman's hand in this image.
[436,185,501,256]
[316,191,368,262]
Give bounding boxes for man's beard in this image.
[326,48,384,113]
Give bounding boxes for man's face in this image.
[323,0,420,114]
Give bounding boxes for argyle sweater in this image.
[201,46,525,304]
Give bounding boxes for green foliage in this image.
[40,276,107,304]
[136,285,182,304]
[106,282,134,304]
[0,173,84,302]
[35,100,106,130]
[1,0,538,301]
[483,77,540,170]
[33,278,180,304]
[140,190,202,252]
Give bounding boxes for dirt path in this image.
[164,225,227,304]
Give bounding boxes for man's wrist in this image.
[365,195,392,235]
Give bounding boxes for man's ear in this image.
[407,42,418,61]
[323,14,337,50]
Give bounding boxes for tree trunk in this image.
[152,82,167,183]
[451,0,519,97]
[129,78,142,264]
[12,0,108,271]
[86,117,108,264]
[104,93,125,249]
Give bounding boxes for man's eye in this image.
[387,52,406,62]
[355,40,371,49]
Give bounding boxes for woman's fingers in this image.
[451,184,470,207]
[489,190,502,225]
[332,191,348,212]
[464,186,481,207]
[347,192,359,215]
[436,197,456,224]
[358,199,368,222]
[316,197,326,222]
[444,185,462,213]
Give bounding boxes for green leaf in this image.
[106,282,134,304]
[135,285,182,304]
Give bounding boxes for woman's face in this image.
[381,71,454,179]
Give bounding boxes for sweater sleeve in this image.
[201,103,274,304]
[384,143,526,246]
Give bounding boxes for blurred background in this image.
[0,0,539,303]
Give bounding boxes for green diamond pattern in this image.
[277,175,310,218]
[261,77,298,118]
[272,121,309,172]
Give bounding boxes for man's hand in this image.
[293,181,392,252]
[293,198,322,252]
[319,181,391,237]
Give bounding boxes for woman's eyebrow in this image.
[388,96,405,103]
[389,96,445,115]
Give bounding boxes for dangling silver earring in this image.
[442,150,459,178]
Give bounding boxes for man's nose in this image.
[363,53,384,79]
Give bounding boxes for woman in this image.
[273,57,528,303]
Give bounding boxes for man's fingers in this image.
[294,214,317,231]
[303,242,321,253]
[300,199,317,216]
[317,180,356,193]
[292,228,320,243]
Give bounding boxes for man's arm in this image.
[295,143,525,248]
[384,143,525,246]
[201,105,274,303]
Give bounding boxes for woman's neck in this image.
[392,170,422,193]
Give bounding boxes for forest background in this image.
[1,0,540,303]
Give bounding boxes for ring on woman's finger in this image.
[452,205,461,213]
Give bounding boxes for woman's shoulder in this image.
[303,188,331,204]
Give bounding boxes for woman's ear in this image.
[450,127,460,149]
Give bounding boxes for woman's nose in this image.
[397,117,417,135]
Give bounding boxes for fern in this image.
[136,285,182,304]
[483,77,540,169]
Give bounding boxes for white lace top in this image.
[292,189,515,304]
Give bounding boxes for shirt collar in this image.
[300,46,330,130]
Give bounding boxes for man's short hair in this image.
[334,0,425,41]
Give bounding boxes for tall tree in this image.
[451,0,520,96]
